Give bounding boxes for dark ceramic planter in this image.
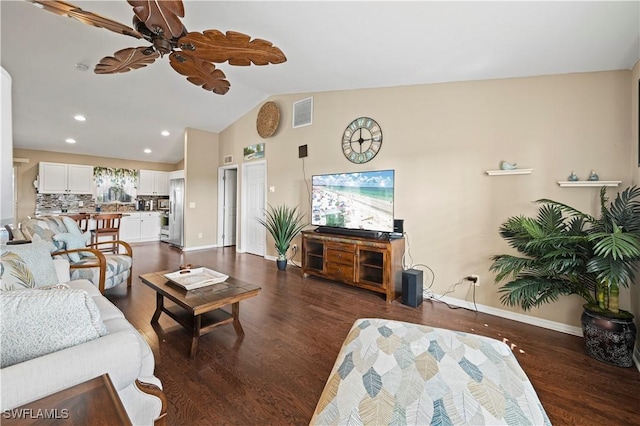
[276,259,287,271]
[581,307,636,368]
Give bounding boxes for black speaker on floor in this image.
[401,269,423,307]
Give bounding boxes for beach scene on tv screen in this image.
[312,170,394,232]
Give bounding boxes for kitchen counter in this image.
[30,212,164,244]
[35,210,99,215]
[35,211,80,216]
[34,210,166,217]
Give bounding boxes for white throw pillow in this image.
[62,216,82,234]
[52,258,71,283]
[0,288,108,368]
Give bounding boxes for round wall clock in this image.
[341,117,383,164]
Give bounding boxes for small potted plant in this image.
[491,186,640,367]
[257,204,306,270]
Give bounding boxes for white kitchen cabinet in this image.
[39,162,93,194]
[138,170,169,196]
[140,212,161,241]
[155,173,168,195]
[119,213,142,242]
[168,170,184,180]
[118,212,160,243]
[137,171,155,195]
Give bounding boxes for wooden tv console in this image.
[301,230,405,303]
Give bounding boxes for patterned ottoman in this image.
[311,318,550,425]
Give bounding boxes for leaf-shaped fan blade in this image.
[127,0,185,39]
[29,1,142,39]
[95,47,160,74]
[179,30,287,66]
[169,52,230,95]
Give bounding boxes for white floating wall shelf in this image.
[485,169,534,176]
[557,181,621,187]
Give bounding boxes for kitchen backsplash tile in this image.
[36,194,95,213]
[35,194,168,215]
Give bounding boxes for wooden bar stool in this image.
[91,213,122,253]
[66,213,91,232]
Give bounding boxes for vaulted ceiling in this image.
[2,1,639,164]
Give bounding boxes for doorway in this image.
[12,165,17,225]
[217,166,238,247]
[241,160,266,256]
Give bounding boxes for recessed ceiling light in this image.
[32,2,44,8]
[65,138,76,144]
[144,148,152,154]
[74,114,86,122]
[161,130,170,136]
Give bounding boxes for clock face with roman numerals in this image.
[341,117,383,164]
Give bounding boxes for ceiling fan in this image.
[28,0,287,95]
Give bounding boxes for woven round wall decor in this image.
[256,101,280,138]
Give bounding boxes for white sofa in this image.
[0,256,166,425]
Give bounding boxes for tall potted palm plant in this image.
[491,186,640,367]
[257,204,306,270]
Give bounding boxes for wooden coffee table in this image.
[139,270,261,358]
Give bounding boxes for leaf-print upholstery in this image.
[0,251,36,290]
[0,241,59,289]
[310,318,551,426]
[20,217,133,294]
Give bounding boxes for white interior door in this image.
[217,167,238,247]
[242,161,266,256]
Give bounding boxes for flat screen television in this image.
[311,170,394,234]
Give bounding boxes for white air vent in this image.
[292,97,313,129]
[223,155,233,164]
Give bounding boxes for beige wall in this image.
[631,59,639,355]
[183,128,219,249]
[12,148,176,222]
[633,60,640,186]
[220,70,632,329]
[12,69,635,332]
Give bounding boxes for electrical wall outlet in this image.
[198,232,203,239]
[470,274,480,286]
[292,244,298,251]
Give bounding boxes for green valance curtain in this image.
[93,167,138,188]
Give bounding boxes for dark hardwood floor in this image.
[106,242,640,425]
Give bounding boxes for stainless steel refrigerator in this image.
[168,178,184,247]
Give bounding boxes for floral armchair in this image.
[20,216,133,294]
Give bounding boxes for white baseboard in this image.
[432,294,583,337]
[262,255,302,269]
[181,244,218,252]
